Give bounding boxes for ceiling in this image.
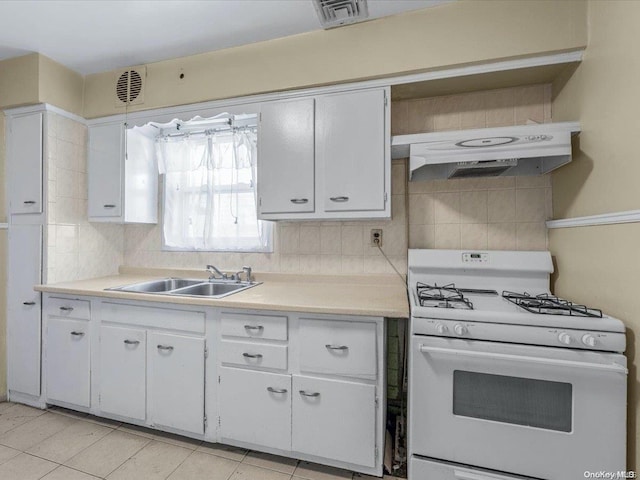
[0,0,452,75]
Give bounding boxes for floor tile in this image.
[117,423,157,439]
[151,429,203,450]
[42,465,102,480]
[0,412,77,451]
[0,444,21,465]
[47,405,89,420]
[0,452,58,480]
[83,415,123,428]
[167,450,239,480]
[65,429,151,478]
[0,402,16,414]
[294,461,353,480]
[243,451,298,474]
[106,440,192,480]
[198,442,248,461]
[0,403,46,435]
[230,463,292,480]
[26,419,113,463]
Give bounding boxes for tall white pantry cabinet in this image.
[5,105,49,406]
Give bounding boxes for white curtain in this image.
[156,129,272,251]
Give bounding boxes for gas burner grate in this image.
[502,291,603,318]
[416,282,474,310]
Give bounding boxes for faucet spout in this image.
[206,264,226,280]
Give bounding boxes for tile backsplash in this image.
[45,83,552,281]
[46,112,123,283]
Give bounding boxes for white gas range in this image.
[407,249,627,480]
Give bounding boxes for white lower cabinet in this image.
[46,317,90,407]
[99,325,146,421]
[148,332,205,435]
[219,367,291,451]
[292,375,377,468]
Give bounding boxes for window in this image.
[154,114,273,252]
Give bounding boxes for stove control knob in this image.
[558,332,573,345]
[582,334,597,347]
[454,324,467,336]
[435,323,448,334]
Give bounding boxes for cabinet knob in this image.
[23,301,36,306]
[329,196,349,203]
[325,344,348,351]
[59,306,74,312]
[267,387,288,394]
[23,200,36,205]
[299,390,320,397]
[124,339,140,345]
[242,352,263,359]
[70,331,85,337]
[103,204,116,209]
[290,198,309,204]
[157,345,174,351]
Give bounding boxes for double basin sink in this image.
[107,278,259,298]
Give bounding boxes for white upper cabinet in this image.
[317,89,386,213]
[88,122,157,223]
[258,87,390,220]
[258,98,315,215]
[8,112,43,215]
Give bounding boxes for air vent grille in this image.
[313,0,369,29]
[114,66,146,107]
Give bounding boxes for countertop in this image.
[35,267,410,318]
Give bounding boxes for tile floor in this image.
[0,402,400,480]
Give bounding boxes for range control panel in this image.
[462,252,489,264]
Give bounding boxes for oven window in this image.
[453,370,572,432]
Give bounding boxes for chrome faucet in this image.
[206,264,227,280]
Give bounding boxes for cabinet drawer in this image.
[220,312,288,341]
[220,340,288,371]
[47,297,90,320]
[299,319,377,380]
[102,302,205,334]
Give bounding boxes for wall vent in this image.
[313,0,369,29]
[114,66,146,107]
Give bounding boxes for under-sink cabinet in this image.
[39,294,386,477]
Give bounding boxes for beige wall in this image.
[38,56,84,117]
[82,0,587,118]
[394,84,553,251]
[549,0,640,469]
[0,54,39,109]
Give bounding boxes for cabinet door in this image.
[148,332,205,434]
[258,98,315,215]
[46,318,90,407]
[317,89,387,212]
[219,367,291,451]
[99,325,146,421]
[88,122,124,219]
[8,113,43,214]
[7,224,42,397]
[292,375,376,468]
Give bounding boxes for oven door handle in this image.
[419,345,628,374]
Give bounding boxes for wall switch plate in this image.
[371,229,383,247]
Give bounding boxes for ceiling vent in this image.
[313,0,369,29]
[114,66,146,107]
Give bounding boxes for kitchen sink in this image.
[106,277,259,298]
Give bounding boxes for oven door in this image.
[409,335,627,480]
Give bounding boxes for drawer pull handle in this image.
[124,339,140,345]
[290,198,309,204]
[23,200,37,205]
[23,301,36,306]
[103,204,116,209]
[325,344,349,351]
[157,345,174,351]
[70,331,85,337]
[267,387,288,394]
[299,390,320,398]
[244,325,264,331]
[59,306,74,312]
[329,196,349,203]
[242,352,263,359]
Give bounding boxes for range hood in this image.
[391,122,580,181]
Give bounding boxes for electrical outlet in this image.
[371,229,383,247]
